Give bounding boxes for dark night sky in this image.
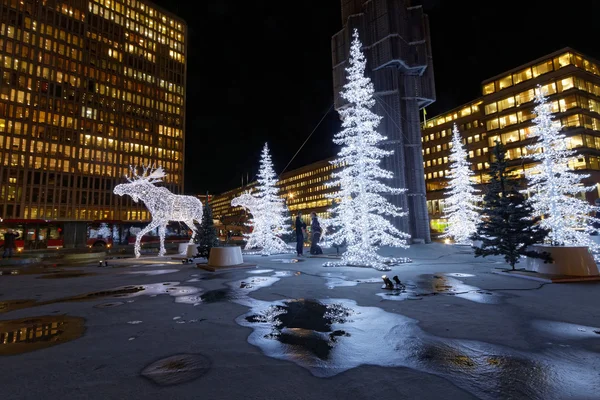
[150,0,600,195]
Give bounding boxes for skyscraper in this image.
[0,0,186,222]
[332,0,435,243]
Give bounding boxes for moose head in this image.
[113,165,166,202]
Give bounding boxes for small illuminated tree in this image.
[324,29,410,271]
[525,89,600,249]
[441,124,480,245]
[231,143,290,255]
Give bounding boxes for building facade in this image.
[331,0,435,243]
[211,158,342,233]
[0,0,186,222]
[423,48,600,234]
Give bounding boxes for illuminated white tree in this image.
[441,124,480,244]
[324,29,410,271]
[114,166,203,258]
[231,143,290,255]
[525,89,600,249]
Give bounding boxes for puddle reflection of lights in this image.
[238,298,600,399]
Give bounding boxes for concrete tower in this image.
[332,0,435,243]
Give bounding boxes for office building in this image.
[423,48,600,233]
[0,0,186,222]
[331,0,435,243]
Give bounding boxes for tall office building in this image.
[0,0,186,222]
[423,49,600,234]
[331,0,435,243]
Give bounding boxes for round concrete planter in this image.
[208,246,243,267]
[526,244,599,276]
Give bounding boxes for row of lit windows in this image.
[287,193,328,206]
[1,153,181,183]
[288,199,332,212]
[424,148,490,169]
[483,52,600,95]
[90,0,185,58]
[424,101,482,128]
[423,133,485,156]
[485,78,575,116]
[22,206,150,221]
[278,164,337,185]
[93,0,185,34]
[422,120,481,143]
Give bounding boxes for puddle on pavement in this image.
[37,271,97,279]
[0,266,67,276]
[0,283,202,313]
[123,270,179,276]
[94,302,125,309]
[319,273,381,289]
[247,269,274,274]
[237,297,600,399]
[0,315,85,355]
[271,259,305,263]
[532,320,600,340]
[445,273,475,278]
[377,274,500,304]
[141,353,211,386]
[199,272,236,281]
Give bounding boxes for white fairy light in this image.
[97,222,111,239]
[231,143,291,255]
[324,29,411,271]
[441,123,480,245]
[113,165,203,258]
[525,88,600,250]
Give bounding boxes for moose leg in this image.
[184,220,197,244]
[158,224,167,257]
[135,220,161,258]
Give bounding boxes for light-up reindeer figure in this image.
[231,191,260,249]
[114,165,203,258]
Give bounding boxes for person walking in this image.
[295,212,306,257]
[310,212,323,255]
[2,229,19,258]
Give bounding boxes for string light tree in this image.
[231,143,291,256]
[113,165,203,258]
[524,88,600,272]
[441,124,481,245]
[324,29,411,271]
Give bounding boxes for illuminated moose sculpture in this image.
[113,165,203,258]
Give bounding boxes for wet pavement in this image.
[1,243,600,399]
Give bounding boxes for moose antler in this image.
[124,164,166,183]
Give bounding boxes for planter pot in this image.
[208,246,243,267]
[178,243,196,257]
[526,245,599,276]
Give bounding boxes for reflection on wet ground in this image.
[37,271,97,279]
[0,266,67,276]
[0,283,204,313]
[318,272,382,289]
[531,320,600,339]
[0,315,85,355]
[270,259,305,264]
[237,297,600,399]
[377,273,500,304]
[247,269,274,274]
[123,269,179,276]
[140,353,211,386]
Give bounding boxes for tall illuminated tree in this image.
[231,143,290,255]
[325,29,410,271]
[441,124,480,244]
[525,89,600,249]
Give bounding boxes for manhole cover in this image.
[141,353,211,386]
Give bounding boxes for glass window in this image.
[485,102,497,115]
[516,89,535,106]
[557,77,574,92]
[512,68,532,85]
[483,82,495,95]
[556,53,572,68]
[497,96,515,112]
[498,75,513,90]
[532,60,553,77]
